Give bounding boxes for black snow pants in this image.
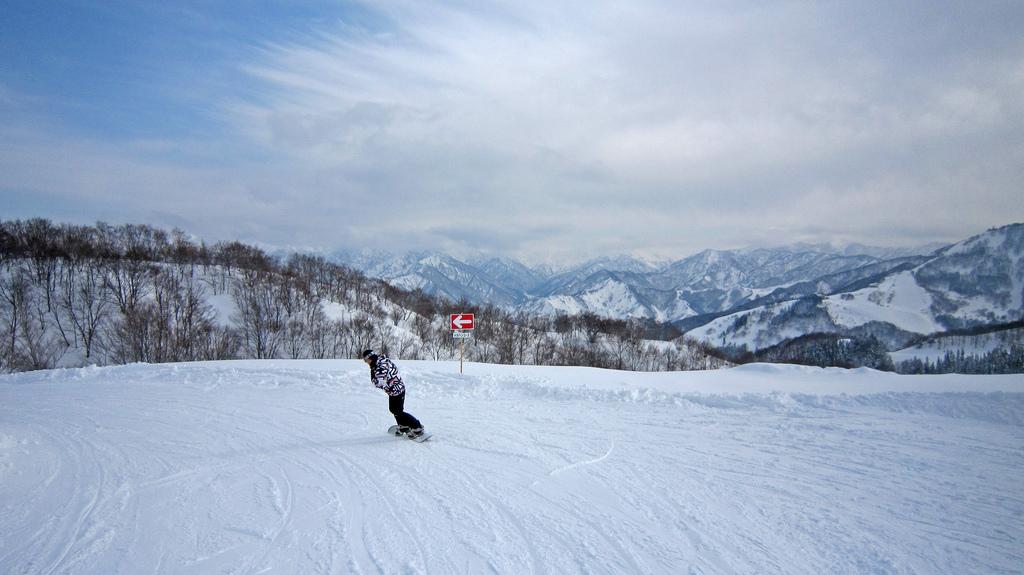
[389,392,422,429]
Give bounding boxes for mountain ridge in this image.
[686,224,1024,352]
[332,224,1023,353]
[331,239,952,322]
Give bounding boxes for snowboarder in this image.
[361,349,426,439]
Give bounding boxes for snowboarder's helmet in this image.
[360,349,375,360]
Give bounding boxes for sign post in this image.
[450,313,475,374]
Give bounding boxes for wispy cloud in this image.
[226,0,1024,257]
[2,1,1023,261]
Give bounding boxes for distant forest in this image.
[0,219,727,373]
[893,322,1024,374]
[731,329,1023,375]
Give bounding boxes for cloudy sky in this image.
[2,0,1022,263]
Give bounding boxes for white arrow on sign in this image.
[452,314,473,329]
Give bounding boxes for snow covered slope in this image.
[687,224,1024,351]
[822,270,945,334]
[915,223,1024,325]
[2,361,1022,574]
[526,274,656,320]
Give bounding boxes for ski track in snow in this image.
[1,360,1023,574]
[533,442,615,487]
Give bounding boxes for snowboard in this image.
[387,425,432,443]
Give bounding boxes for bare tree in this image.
[0,265,28,362]
[104,258,154,316]
[18,294,68,370]
[170,268,218,361]
[232,270,285,359]
[60,260,112,360]
[348,316,376,358]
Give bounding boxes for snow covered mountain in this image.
[470,256,551,296]
[523,270,696,321]
[687,224,1024,351]
[335,245,945,322]
[3,360,1022,574]
[646,248,884,317]
[332,227,1021,350]
[332,250,532,307]
[331,225,1021,353]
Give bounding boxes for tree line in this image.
[895,346,1024,374]
[0,219,728,373]
[893,325,1024,375]
[712,329,1024,374]
[739,333,896,371]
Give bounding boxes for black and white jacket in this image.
[370,354,406,397]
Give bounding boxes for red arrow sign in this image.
[450,313,475,330]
